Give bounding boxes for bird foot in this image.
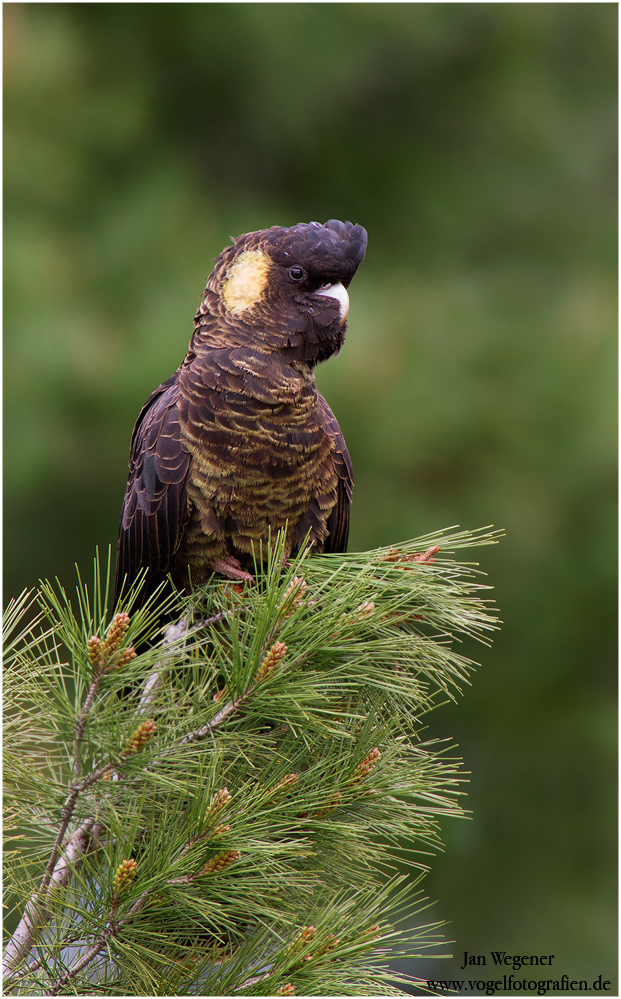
[213,557,255,584]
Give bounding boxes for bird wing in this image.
[114,373,191,604]
[316,393,353,554]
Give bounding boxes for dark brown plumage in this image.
[114,219,367,606]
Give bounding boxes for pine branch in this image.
[3,607,242,988]
[44,891,150,997]
[136,611,230,714]
[175,647,309,750]
[4,528,501,996]
[2,819,103,985]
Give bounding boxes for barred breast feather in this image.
[114,219,366,604]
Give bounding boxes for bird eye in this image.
[288,266,306,282]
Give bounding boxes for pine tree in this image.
[3,527,501,996]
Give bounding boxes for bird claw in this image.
[213,557,255,584]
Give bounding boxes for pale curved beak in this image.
[316,282,349,321]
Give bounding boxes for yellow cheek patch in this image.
[222,249,271,314]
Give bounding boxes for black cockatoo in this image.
[114,219,367,607]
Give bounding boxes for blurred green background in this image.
[4,3,616,991]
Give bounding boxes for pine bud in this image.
[212,684,229,703]
[88,614,134,674]
[112,858,137,897]
[381,545,439,566]
[272,772,299,795]
[115,646,137,670]
[323,933,340,952]
[289,925,316,949]
[412,545,440,563]
[124,719,156,755]
[351,600,375,622]
[277,984,295,995]
[280,576,307,617]
[255,641,287,683]
[103,612,130,655]
[204,787,232,822]
[316,792,341,818]
[287,925,317,969]
[86,635,104,668]
[361,923,381,939]
[380,548,401,562]
[351,747,380,784]
[203,850,240,876]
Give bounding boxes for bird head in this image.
[197,220,367,365]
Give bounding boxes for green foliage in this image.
[4,530,499,995]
